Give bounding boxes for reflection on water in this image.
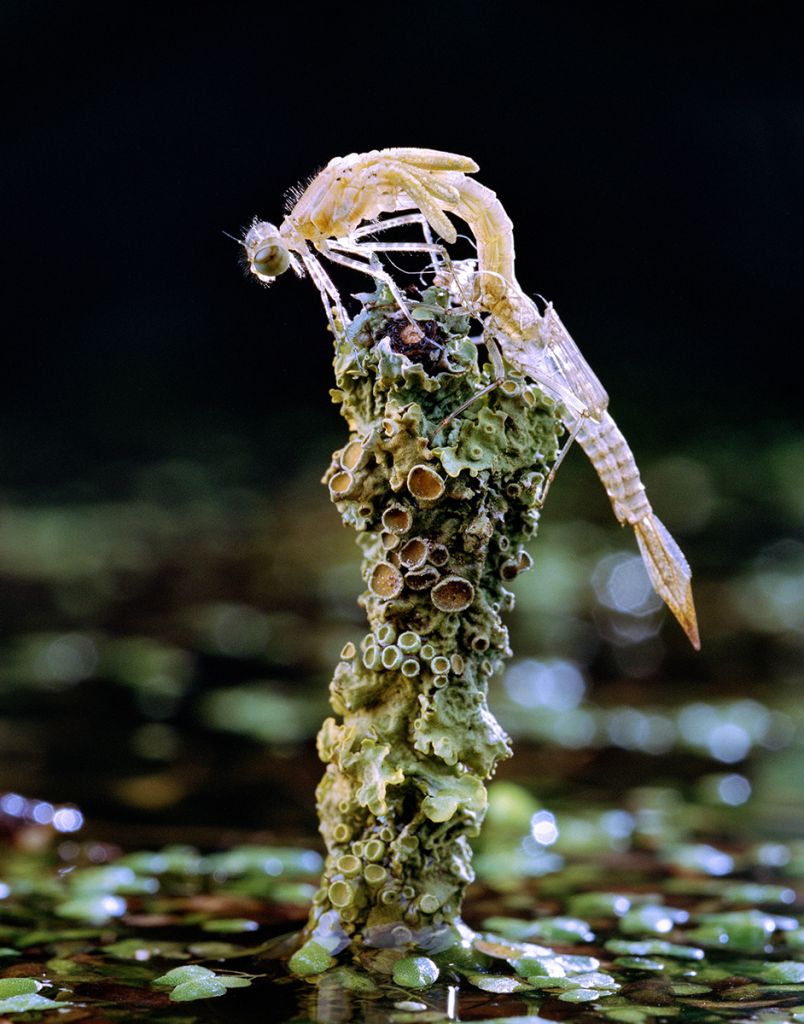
[0,780,803,1022]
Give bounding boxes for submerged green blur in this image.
[0,421,800,827]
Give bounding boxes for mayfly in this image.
[243,148,700,648]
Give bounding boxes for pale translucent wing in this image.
[488,298,608,422]
[394,169,458,244]
[494,326,591,420]
[418,174,462,206]
[380,148,479,173]
[539,304,609,419]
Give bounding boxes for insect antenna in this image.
[382,252,435,278]
[221,230,246,247]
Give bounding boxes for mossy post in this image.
[305,282,561,954]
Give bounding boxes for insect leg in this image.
[532,414,585,508]
[332,240,446,257]
[349,213,434,240]
[300,250,350,338]
[348,213,446,278]
[418,217,442,275]
[430,326,506,441]
[351,213,461,280]
[391,168,458,244]
[319,248,421,330]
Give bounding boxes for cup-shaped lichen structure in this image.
[310,283,561,951]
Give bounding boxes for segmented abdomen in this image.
[576,412,651,525]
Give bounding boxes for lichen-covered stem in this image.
[307,284,561,951]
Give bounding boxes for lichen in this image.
[310,282,561,949]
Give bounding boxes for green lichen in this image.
[308,282,561,949]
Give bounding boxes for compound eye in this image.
[251,243,290,278]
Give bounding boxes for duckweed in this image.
[56,893,127,923]
[568,891,632,917]
[467,973,533,993]
[170,978,228,1001]
[569,970,619,990]
[685,909,777,951]
[201,917,259,933]
[0,994,71,1013]
[722,882,796,904]
[68,864,158,894]
[153,965,218,986]
[619,904,688,935]
[0,979,40,996]
[663,843,734,876]
[0,792,802,1022]
[669,982,711,995]
[486,914,595,944]
[556,955,603,973]
[559,987,608,1002]
[392,956,440,988]
[289,940,336,976]
[751,960,804,983]
[613,956,666,970]
[604,939,705,960]
[511,956,566,978]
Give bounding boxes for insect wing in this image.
[494,327,589,419]
[540,304,609,419]
[381,148,479,173]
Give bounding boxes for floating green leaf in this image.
[722,883,796,905]
[619,904,688,935]
[567,892,632,917]
[201,917,259,933]
[670,982,711,994]
[613,956,666,971]
[288,939,336,976]
[466,973,532,993]
[0,994,71,1013]
[326,966,378,993]
[55,893,127,924]
[0,979,39,996]
[153,964,218,987]
[558,986,605,1002]
[510,956,565,978]
[686,909,777,952]
[483,914,593,943]
[392,956,440,989]
[604,939,704,960]
[170,977,228,1001]
[555,954,602,973]
[103,938,189,960]
[68,864,158,895]
[750,961,804,983]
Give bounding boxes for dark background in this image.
[3,0,800,495]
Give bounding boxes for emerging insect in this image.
[244,148,700,649]
[243,148,477,338]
